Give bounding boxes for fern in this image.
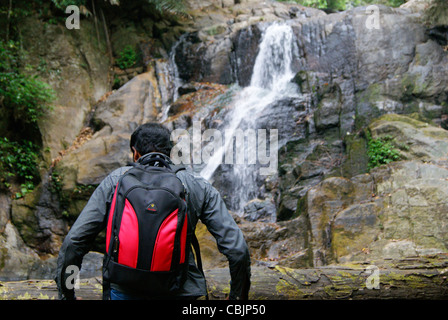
[146,0,187,16]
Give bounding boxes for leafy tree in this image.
[0,9,55,195]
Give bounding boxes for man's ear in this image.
[132,147,141,162]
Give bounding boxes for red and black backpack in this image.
[103,155,202,298]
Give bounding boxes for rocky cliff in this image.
[1,0,448,299]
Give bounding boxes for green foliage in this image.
[99,0,187,16]
[49,168,97,219]
[50,0,86,10]
[0,40,55,124]
[146,0,187,16]
[277,0,343,10]
[0,138,39,196]
[304,0,345,10]
[0,40,54,196]
[276,0,406,11]
[49,169,69,216]
[49,0,187,17]
[366,132,401,170]
[49,170,64,195]
[116,45,137,69]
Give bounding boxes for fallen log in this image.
[206,265,448,300]
[1,260,447,300]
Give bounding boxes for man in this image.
[55,123,251,300]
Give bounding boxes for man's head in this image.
[130,123,172,161]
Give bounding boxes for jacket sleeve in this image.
[54,169,120,299]
[198,178,251,300]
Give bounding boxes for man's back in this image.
[55,153,251,300]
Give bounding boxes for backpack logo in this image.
[147,202,157,212]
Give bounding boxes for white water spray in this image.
[200,23,299,182]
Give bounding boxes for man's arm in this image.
[198,178,251,300]
[54,169,124,299]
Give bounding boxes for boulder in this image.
[369,113,448,161]
[57,71,163,187]
[0,222,42,281]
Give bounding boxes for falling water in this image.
[199,22,300,214]
[159,34,186,122]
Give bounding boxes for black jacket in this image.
[55,153,251,299]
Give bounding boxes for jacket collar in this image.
[137,152,173,165]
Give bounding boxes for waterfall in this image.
[250,23,298,92]
[199,22,300,215]
[159,34,186,122]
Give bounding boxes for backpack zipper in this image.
[113,236,119,251]
[123,185,183,202]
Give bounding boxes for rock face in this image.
[19,16,111,163]
[309,160,448,266]
[218,158,448,270]
[218,114,448,270]
[369,113,448,161]
[57,71,164,188]
[169,3,448,223]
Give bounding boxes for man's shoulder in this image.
[105,165,212,193]
[175,167,215,194]
[175,167,207,184]
[109,166,133,177]
[102,166,133,186]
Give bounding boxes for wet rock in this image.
[243,198,276,223]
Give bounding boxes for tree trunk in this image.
[91,0,101,47]
[6,0,12,42]
[1,262,447,300]
[205,265,448,300]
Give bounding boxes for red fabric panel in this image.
[118,199,139,268]
[179,212,188,264]
[106,183,119,253]
[151,209,178,271]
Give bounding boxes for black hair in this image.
[130,123,172,157]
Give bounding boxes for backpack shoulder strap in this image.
[171,164,186,174]
[191,233,208,300]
